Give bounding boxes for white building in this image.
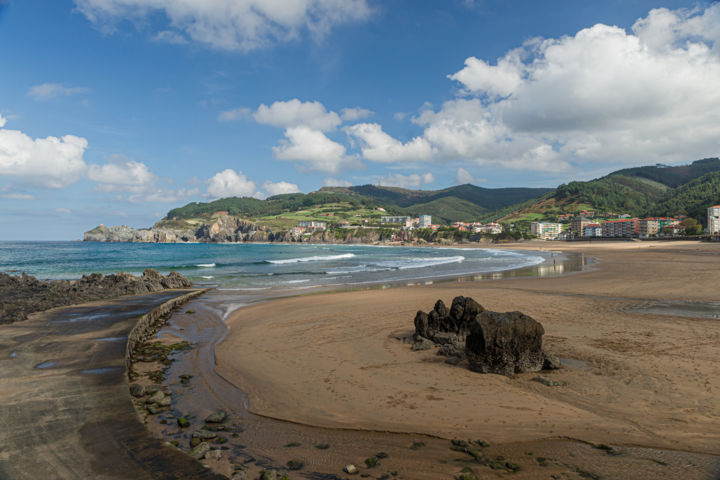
[531,222,562,240]
[297,221,326,230]
[418,215,432,228]
[473,223,503,234]
[381,215,411,224]
[709,205,720,234]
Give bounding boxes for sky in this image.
[1,0,719,240]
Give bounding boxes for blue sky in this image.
[1,0,718,239]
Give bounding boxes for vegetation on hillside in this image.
[499,158,720,225]
[165,184,553,225]
[649,171,720,222]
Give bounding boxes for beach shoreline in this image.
[214,240,720,459]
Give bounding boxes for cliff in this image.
[83,215,489,245]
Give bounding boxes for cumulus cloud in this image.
[344,4,720,174]
[254,99,341,131]
[448,55,523,98]
[74,0,372,51]
[88,159,157,193]
[0,114,6,128]
[376,172,435,189]
[454,168,474,184]
[323,177,352,187]
[28,83,89,100]
[262,180,301,196]
[345,123,434,163]
[340,107,373,122]
[218,107,250,122]
[0,120,88,188]
[206,168,259,198]
[273,126,359,173]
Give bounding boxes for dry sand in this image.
[215,241,720,456]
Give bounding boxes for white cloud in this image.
[345,123,434,163]
[262,180,301,196]
[323,177,352,187]
[1,193,34,200]
[74,0,372,51]
[55,208,71,214]
[346,4,720,174]
[206,168,259,198]
[88,160,157,193]
[376,172,435,189]
[254,99,341,131]
[454,168,474,184]
[0,122,88,188]
[340,107,373,122]
[273,126,359,173]
[0,114,6,128]
[28,83,89,101]
[448,54,523,98]
[218,107,250,122]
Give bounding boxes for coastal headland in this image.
[211,240,720,479]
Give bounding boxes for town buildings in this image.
[419,215,432,228]
[531,222,562,240]
[582,224,602,237]
[381,215,411,224]
[473,222,503,234]
[708,206,720,234]
[297,221,327,231]
[601,218,639,238]
[571,216,593,237]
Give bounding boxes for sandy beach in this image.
[216,240,720,458]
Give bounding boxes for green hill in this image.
[165,184,553,225]
[499,158,720,223]
[320,184,552,223]
[650,171,720,222]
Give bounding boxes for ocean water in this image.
[0,241,553,293]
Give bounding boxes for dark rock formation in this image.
[0,269,192,324]
[413,296,559,377]
[465,310,546,377]
[413,296,484,342]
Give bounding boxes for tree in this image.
[682,218,703,236]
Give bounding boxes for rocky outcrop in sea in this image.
[412,296,560,376]
[0,269,192,324]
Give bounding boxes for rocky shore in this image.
[83,215,497,245]
[0,269,192,324]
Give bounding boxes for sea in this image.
[0,241,565,293]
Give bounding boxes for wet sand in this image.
[0,290,224,480]
[210,240,720,478]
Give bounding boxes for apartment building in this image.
[531,222,562,240]
[601,218,639,238]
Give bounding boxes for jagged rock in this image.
[532,376,566,387]
[205,410,228,423]
[543,352,562,370]
[205,449,222,460]
[411,337,434,351]
[343,464,358,474]
[465,311,546,377]
[0,270,192,324]
[189,442,210,459]
[146,391,165,404]
[129,383,145,397]
[258,470,278,480]
[413,296,484,343]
